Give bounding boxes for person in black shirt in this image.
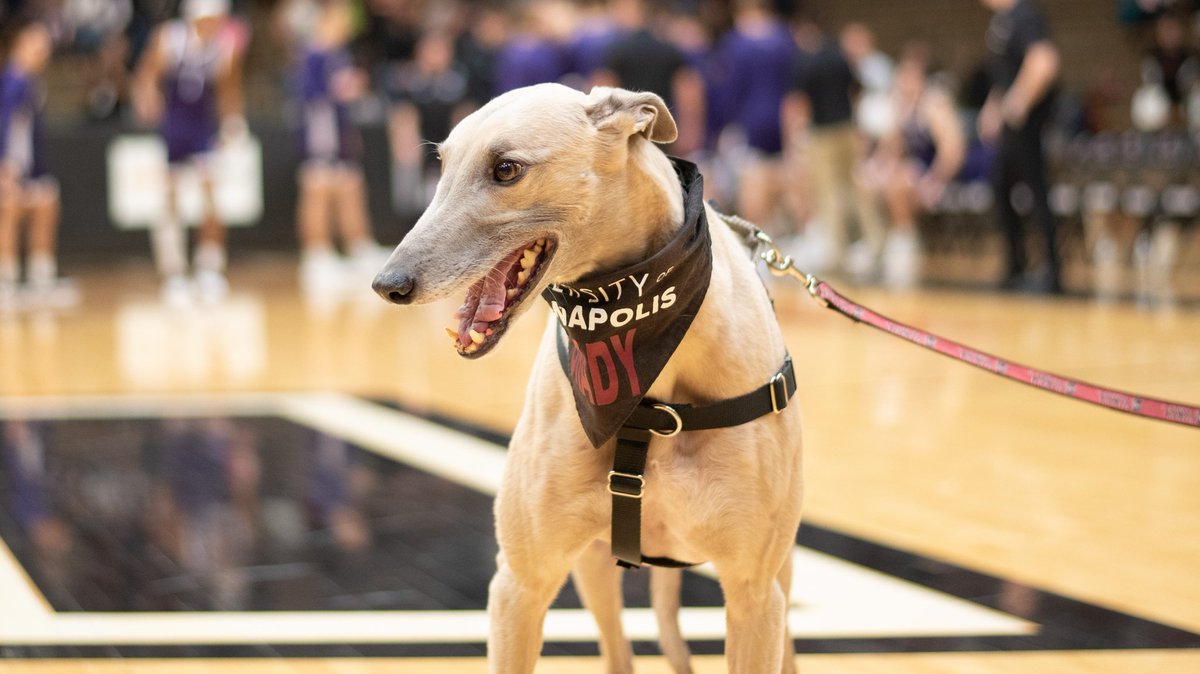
[783,27,885,277]
[979,0,1062,294]
[600,32,684,109]
[792,37,855,127]
[593,0,703,155]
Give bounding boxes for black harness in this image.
[553,326,797,568]
[544,159,798,569]
[608,360,797,568]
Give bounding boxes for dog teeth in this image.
[506,288,519,299]
[464,342,479,354]
[516,270,528,286]
[445,327,459,342]
[521,249,537,269]
[469,329,485,345]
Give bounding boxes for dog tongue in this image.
[455,247,522,345]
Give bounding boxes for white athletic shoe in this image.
[348,241,388,270]
[1135,225,1179,306]
[300,249,345,295]
[883,232,921,289]
[195,270,230,304]
[845,239,880,282]
[1092,237,1121,301]
[30,279,81,309]
[348,242,390,296]
[784,229,833,276]
[161,275,193,309]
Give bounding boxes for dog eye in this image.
[493,159,525,184]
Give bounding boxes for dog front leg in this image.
[776,552,797,674]
[487,550,569,674]
[720,575,786,673]
[572,539,633,674]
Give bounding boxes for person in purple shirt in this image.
[133,0,248,305]
[714,0,799,226]
[294,0,385,294]
[565,0,621,86]
[493,0,569,95]
[0,21,60,310]
[717,4,795,155]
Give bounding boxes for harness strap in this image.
[608,425,654,568]
[625,357,797,435]
[606,356,798,569]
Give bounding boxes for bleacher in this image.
[919,129,1200,294]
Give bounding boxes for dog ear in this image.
[586,87,679,144]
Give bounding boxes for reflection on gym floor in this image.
[0,258,1198,669]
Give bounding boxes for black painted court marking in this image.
[0,394,1196,658]
[372,397,1200,655]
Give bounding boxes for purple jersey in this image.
[568,20,621,79]
[0,67,45,179]
[902,112,938,170]
[494,36,567,96]
[297,46,359,163]
[716,21,797,154]
[160,20,231,164]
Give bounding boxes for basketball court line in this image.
[0,392,1034,647]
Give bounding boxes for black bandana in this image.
[542,158,712,447]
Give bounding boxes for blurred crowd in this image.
[1,0,1199,308]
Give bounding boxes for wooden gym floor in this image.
[0,254,1197,672]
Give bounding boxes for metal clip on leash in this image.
[711,207,826,307]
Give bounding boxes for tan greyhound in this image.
[373,83,803,673]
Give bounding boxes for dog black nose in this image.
[372,270,416,304]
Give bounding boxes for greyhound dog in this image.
[373,83,803,673]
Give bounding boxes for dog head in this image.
[372,83,679,358]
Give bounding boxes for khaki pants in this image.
[808,124,885,268]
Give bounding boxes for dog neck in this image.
[541,155,711,446]
[587,142,685,272]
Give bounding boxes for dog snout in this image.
[372,269,417,305]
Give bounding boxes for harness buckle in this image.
[649,404,683,437]
[607,471,645,499]
[769,373,787,414]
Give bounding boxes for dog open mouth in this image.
[447,238,556,358]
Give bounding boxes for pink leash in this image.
[810,279,1199,429]
[713,210,1200,430]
